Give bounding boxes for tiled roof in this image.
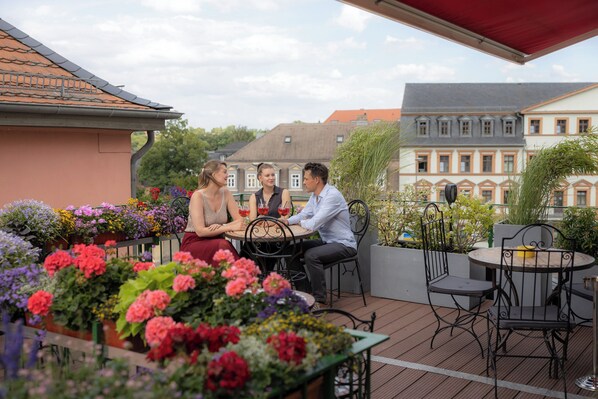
[324,108,401,123]
[0,18,173,111]
[226,123,355,163]
[401,83,596,113]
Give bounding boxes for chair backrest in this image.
[244,216,299,272]
[498,223,575,325]
[311,308,376,332]
[420,202,450,286]
[347,199,370,250]
[170,196,190,245]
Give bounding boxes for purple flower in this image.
[0,199,60,246]
[257,288,309,319]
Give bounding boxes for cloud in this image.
[333,4,372,32]
[551,64,579,81]
[386,63,456,81]
[139,0,201,13]
[385,35,425,49]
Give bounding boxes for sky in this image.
[3,0,598,131]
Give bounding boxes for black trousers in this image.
[289,239,357,302]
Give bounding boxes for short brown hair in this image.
[304,162,328,184]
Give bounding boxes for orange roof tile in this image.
[0,19,172,111]
[324,108,401,123]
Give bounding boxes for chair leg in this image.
[329,266,334,307]
[354,259,367,306]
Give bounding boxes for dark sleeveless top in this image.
[255,186,284,218]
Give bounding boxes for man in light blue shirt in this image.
[286,163,356,305]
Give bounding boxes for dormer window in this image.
[481,116,494,137]
[438,117,451,137]
[336,135,344,143]
[458,117,472,137]
[416,117,430,137]
[502,116,516,136]
[284,136,291,143]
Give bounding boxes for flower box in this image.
[101,320,147,352]
[25,314,92,341]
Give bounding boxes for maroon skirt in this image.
[180,232,239,266]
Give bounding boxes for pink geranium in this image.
[146,290,171,311]
[125,301,154,323]
[213,249,236,265]
[225,278,248,297]
[27,290,53,316]
[104,240,117,248]
[173,275,196,292]
[145,316,176,346]
[74,254,106,278]
[133,261,155,273]
[173,251,194,264]
[263,272,292,296]
[43,250,74,277]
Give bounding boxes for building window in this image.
[290,172,301,189]
[482,190,493,203]
[336,135,344,143]
[439,155,450,173]
[416,118,429,137]
[460,155,471,173]
[503,155,515,174]
[246,173,257,189]
[227,172,236,189]
[503,190,510,205]
[439,119,450,137]
[417,155,428,173]
[577,191,587,206]
[438,189,446,203]
[578,119,590,133]
[553,191,564,207]
[503,118,515,136]
[529,119,541,134]
[459,119,471,136]
[556,119,567,134]
[481,117,494,136]
[284,136,291,143]
[482,155,494,173]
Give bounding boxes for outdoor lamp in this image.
[445,183,457,207]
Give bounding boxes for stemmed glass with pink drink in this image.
[238,204,250,224]
[277,202,290,218]
[257,200,269,217]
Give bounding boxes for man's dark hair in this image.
[304,162,328,184]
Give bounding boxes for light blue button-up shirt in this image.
[288,184,357,250]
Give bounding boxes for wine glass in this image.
[238,204,250,224]
[278,202,290,218]
[257,200,269,216]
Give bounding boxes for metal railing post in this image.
[576,275,598,391]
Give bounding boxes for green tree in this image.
[137,119,208,190]
[196,125,258,151]
[131,131,148,153]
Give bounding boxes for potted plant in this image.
[329,121,404,294]
[371,186,495,309]
[495,132,598,245]
[0,199,60,250]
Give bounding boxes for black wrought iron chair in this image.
[170,196,190,247]
[244,216,305,286]
[312,308,376,398]
[487,223,576,398]
[420,202,494,356]
[324,199,369,307]
[565,282,593,325]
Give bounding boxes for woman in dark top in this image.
[249,163,292,220]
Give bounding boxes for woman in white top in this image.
[181,160,244,265]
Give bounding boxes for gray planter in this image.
[370,244,487,309]
[325,228,376,295]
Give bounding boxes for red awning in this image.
[340,0,598,64]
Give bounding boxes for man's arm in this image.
[288,197,314,225]
[299,193,344,231]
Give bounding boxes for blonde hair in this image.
[198,160,227,188]
[257,162,274,177]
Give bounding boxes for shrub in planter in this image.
[0,199,60,248]
[556,207,598,258]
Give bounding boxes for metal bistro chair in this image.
[487,223,576,398]
[312,308,376,399]
[170,196,190,247]
[324,199,369,307]
[244,216,306,287]
[420,202,494,356]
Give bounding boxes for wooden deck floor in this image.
[331,292,597,399]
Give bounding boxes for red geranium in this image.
[150,187,161,201]
[43,250,74,277]
[197,324,241,353]
[267,331,307,365]
[27,290,53,316]
[205,351,250,393]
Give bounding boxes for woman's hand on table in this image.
[226,218,245,231]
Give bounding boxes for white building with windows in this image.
[399,82,598,208]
